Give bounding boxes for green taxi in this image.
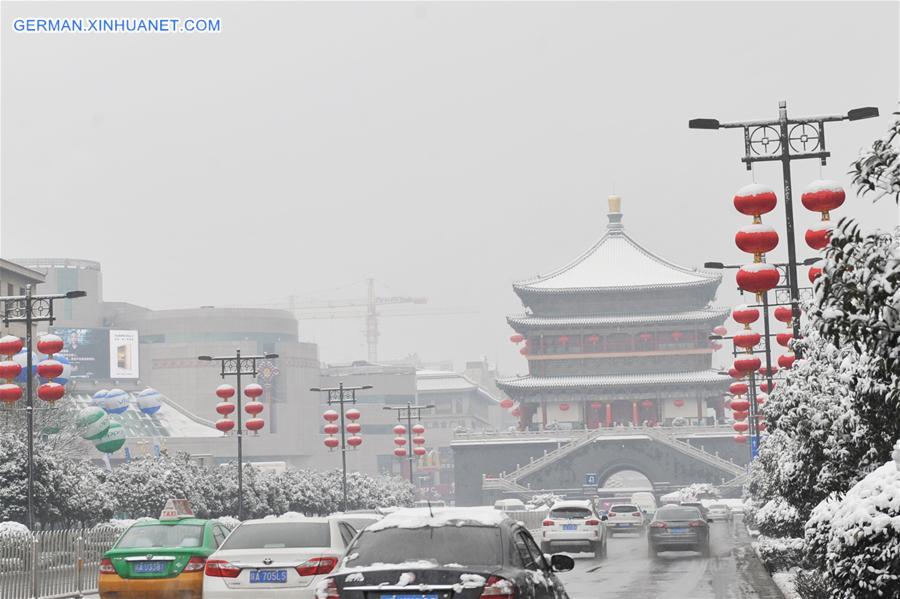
[99,500,231,599]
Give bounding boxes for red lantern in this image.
[36,334,64,356]
[216,419,235,433]
[674,399,685,407]
[641,400,654,409]
[345,409,361,421]
[801,180,845,218]
[588,335,600,344]
[500,398,514,409]
[324,423,339,435]
[590,402,603,410]
[778,353,796,369]
[734,356,761,374]
[733,332,761,350]
[712,326,728,336]
[735,224,779,256]
[805,225,833,250]
[216,384,236,399]
[510,334,524,344]
[736,263,780,296]
[246,418,265,432]
[774,333,791,348]
[0,336,23,356]
[413,446,427,457]
[412,424,425,434]
[732,305,760,327]
[324,437,340,449]
[394,437,407,446]
[244,384,263,399]
[347,435,363,448]
[734,434,747,444]
[733,422,749,433]
[245,402,264,416]
[758,422,768,432]
[711,342,723,350]
[37,382,65,402]
[393,424,406,435]
[323,410,339,422]
[671,331,684,341]
[511,407,521,417]
[558,336,570,345]
[638,333,653,342]
[729,382,748,395]
[733,184,778,221]
[758,365,779,377]
[412,436,426,445]
[36,360,64,380]
[346,422,361,434]
[559,403,570,412]
[394,448,407,458]
[0,361,22,380]
[519,347,529,356]
[756,394,768,405]
[730,399,750,412]
[773,306,794,323]
[728,367,744,379]
[808,267,823,283]
[216,402,235,415]
[0,383,23,403]
[733,411,749,421]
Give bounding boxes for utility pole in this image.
[384,402,434,484]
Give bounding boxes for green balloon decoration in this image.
[93,421,125,454]
[77,406,110,441]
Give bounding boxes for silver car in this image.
[706,504,733,522]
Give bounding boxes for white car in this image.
[540,500,608,558]
[606,504,645,536]
[706,504,733,522]
[203,517,357,598]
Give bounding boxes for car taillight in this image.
[608,512,616,517]
[632,512,642,517]
[297,556,338,577]
[204,559,241,578]
[99,558,116,575]
[183,556,206,572]
[689,520,706,527]
[317,577,341,599]
[649,521,667,528]
[480,575,516,599]
[585,519,600,526]
[542,519,554,526]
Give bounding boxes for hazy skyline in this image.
[3,1,898,372]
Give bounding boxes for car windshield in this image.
[656,507,702,521]
[347,526,502,567]
[116,524,204,549]
[610,505,638,513]
[550,506,592,519]
[221,522,331,549]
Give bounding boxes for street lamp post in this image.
[311,382,372,512]
[199,349,278,520]
[1,286,86,530]
[690,101,879,350]
[384,402,434,485]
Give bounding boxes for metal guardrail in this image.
[504,509,548,531]
[0,527,121,599]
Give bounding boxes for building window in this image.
[6,284,13,296]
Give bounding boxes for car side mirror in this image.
[549,554,573,572]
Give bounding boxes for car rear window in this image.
[610,505,639,513]
[348,526,502,567]
[656,507,702,520]
[117,524,204,549]
[549,507,592,519]
[221,522,331,549]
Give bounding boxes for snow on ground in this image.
[772,570,800,599]
[366,507,508,531]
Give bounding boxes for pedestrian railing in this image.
[0,526,121,599]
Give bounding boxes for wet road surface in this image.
[555,519,784,599]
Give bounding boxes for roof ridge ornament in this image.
[607,195,624,232]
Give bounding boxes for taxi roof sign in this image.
[160,499,194,521]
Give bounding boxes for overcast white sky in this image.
[2,1,898,372]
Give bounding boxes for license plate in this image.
[250,569,288,583]
[133,561,166,573]
[616,523,629,527]
[670,528,689,533]
[381,595,439,599]
[563,524,577,531]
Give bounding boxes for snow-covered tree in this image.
[851,107,900,205]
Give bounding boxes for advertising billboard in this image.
[109,330,140,379]
[50,327,110,379]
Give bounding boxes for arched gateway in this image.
[497,196,731,429]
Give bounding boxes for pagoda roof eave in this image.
[512,276,721,296]
[506,307,730,332]
[496,370,730,393]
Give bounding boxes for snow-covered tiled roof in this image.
[507,308,729,330]
[514,203,720,293]
[496,370,729,391]
[416,370,478,392]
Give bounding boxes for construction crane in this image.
[285,278,427,363]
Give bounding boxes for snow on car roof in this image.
[549,500,592,509]
[366,507,508,532]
